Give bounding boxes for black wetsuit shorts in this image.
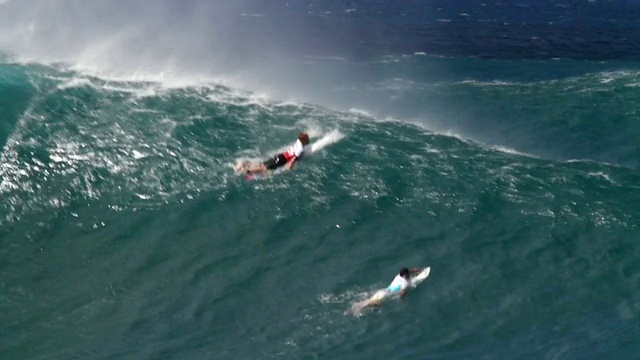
[263,153,288,170]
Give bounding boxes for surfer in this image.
[348,267,423,314]
[239,132,310,175]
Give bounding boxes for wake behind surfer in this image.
[237,132,310,175]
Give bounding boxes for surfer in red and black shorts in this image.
[244,132,310,175]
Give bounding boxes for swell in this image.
[431,68,640,168]
[1,64,639,359]
[2,64,638,230]
[343,56,640,169]
[0,64,351,226]
[0,64,33,150]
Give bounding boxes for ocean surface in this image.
[1,1,640,359]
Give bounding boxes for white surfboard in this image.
[411,266,431,286]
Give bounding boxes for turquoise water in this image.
[1,1,640,359]
[1,60,639,359]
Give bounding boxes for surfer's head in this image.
[299,132,310,145]
[400,268,410,279]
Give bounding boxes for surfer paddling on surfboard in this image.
[347,267,426,315]
[236,132,310,176]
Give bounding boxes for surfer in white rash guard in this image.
[350,267,423,313]
[241,132,310,175]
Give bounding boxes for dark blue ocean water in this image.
[1,1,639,359]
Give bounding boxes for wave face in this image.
[1,1,640,359]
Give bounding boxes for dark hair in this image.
[400,268,410,278]
[299,132,310,145]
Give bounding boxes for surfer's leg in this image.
[361,290,387,309]
[248,156,278,174]
[251,153,286,174]
[235,160,250,173]
[247,163,267,174]
[370,290,389,306]
[346,290,388,316]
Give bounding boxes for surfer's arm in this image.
[399,269,422,297]
[399,288,409,297]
